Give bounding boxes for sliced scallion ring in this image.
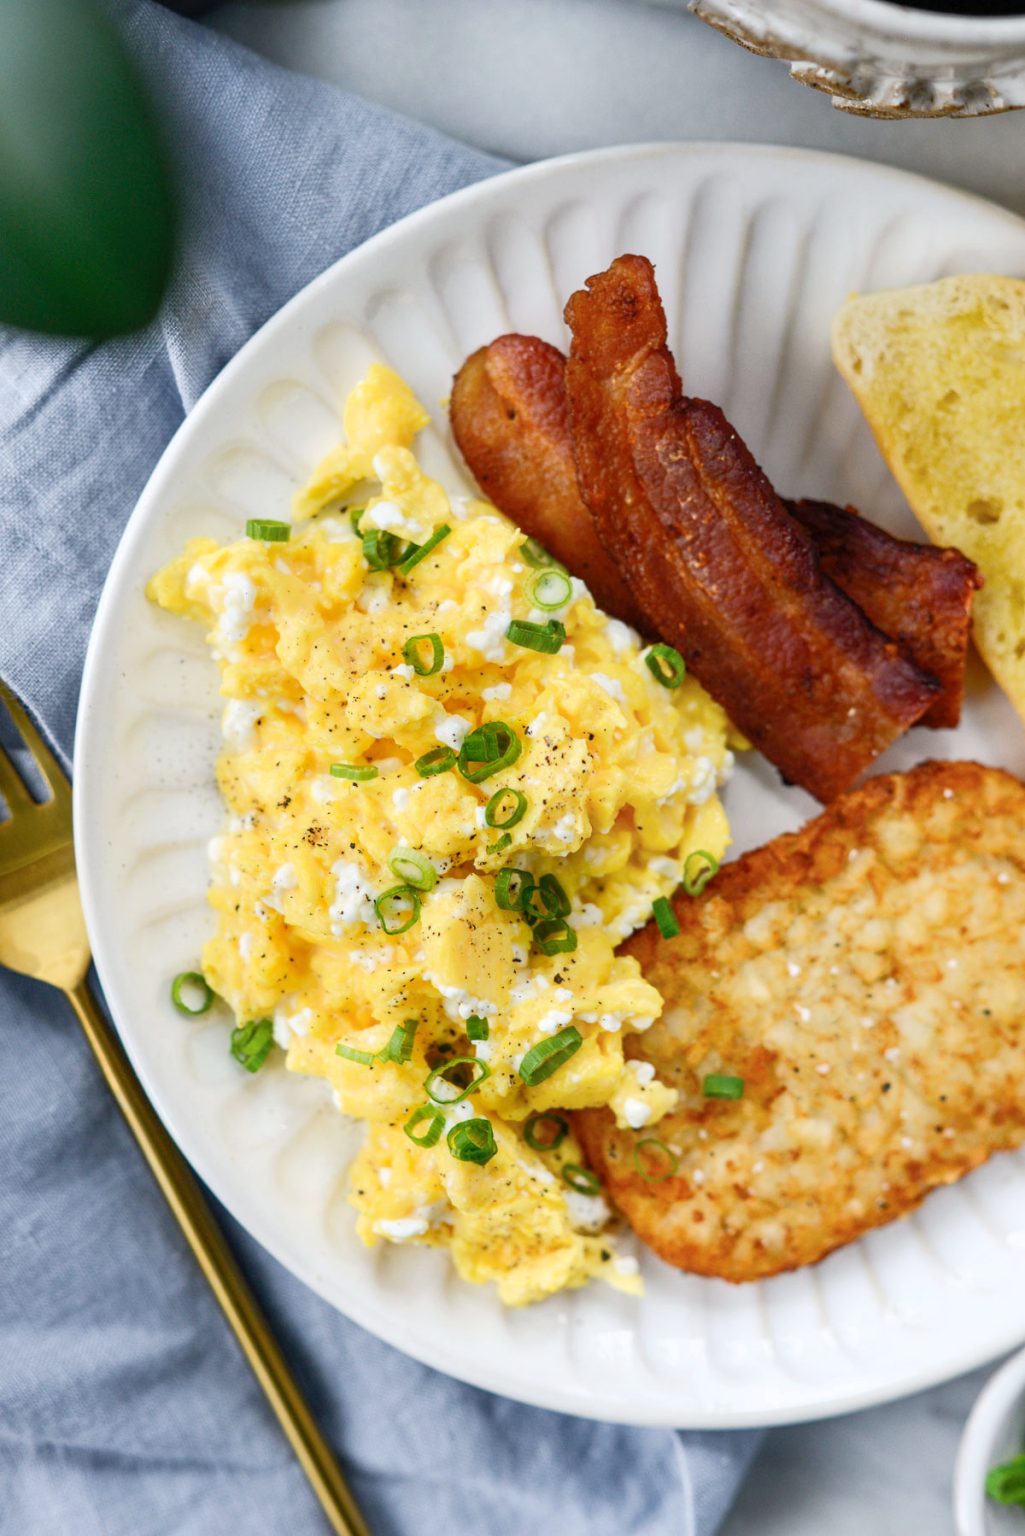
[518,1025,582,1086]
[330,762,378,782]
[466,1015,489,1042]
[561,1163,601,1196]
[378,1019,418,1065]
[336,1042,377,1067]
[644,643,686,689]
[387,847,437,891]
[520,882,549,925]
[404,1104,444,1147]
[349,507,366,535]
[652,896,680,939]
[402,632,444,677]
[703,1073,745,1100]
[245,518,290,542]
[519,537,565,571]
[397,523,450,576]
[375,884,421,936]
[506,618,565,655]
[488,833,512,856]
[484,787,527,829]
[528,567,573,612]
[495,867,534,912]
[424,1055,492,1105]
[523,1112,569,1151]
[539,873,570,918]
[230,1018,274,1073]
[633,1137,679,1184]
[683,849,720,896]
[170,970,214,1017]
[533,917,577,956]
[447,1117,497,1165]
[362,528,403,570]
[414,745,455,777]
[457,721,521,783]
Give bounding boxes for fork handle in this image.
[66,978,370,1536]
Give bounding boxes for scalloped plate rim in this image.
[75,140,1025,1428]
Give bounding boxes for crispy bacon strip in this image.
[564,255,940,804]
[450,336,647,632]
[451,335,979,736]
[786,499,981,730]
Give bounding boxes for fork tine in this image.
[0,680,61,795]
[0,738,32,808]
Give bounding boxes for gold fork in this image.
[0,679,369,1536]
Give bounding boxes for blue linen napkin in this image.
[0,4,761,1531]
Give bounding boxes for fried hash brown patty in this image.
[576,761,1025,1282]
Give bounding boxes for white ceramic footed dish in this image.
[686,0,1025,117]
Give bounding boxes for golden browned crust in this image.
[577,760,1025,1282]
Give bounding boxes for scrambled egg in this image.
[149,364,733,1306]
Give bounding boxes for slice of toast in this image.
[832,275,1025,727]
[575,760,1025,1282]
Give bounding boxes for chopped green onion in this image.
[447,1118,497,1165]
[362,528,402,569]
[524,1112,569,1151]
[466,1015,490,1042]
[336,1042,377,1067]
[378,1018,418,1065]
[528,567,573,612]
[457,721,522,783]
[170,970,214,1017]
[488,833,512,855]
[644,644,686,689]
[683,850,720,896]
[506,618,565,654]
[485,787,527,829]
[495,867,534,912]
[562,1163,601,1196]
[350,507,366,535]
[414,745,455,777]
[230,1018,274,1073]
[424,1055,492,1105]
[520,883,549,925]
[404,1104,444,1147]
[330,762,379,782]
[398,523,451,576]
[652,896,680,939]
[375,884,421,935]
[534,918,577,956]
[987,1455,1025,1506]
[539,873,570,917]
[246,518,290,542]
[633,1137,679,1184]
[519,537,565,571]
[703,1073,745,1100]
[403,632,444,677]
[518,1025,582,1086]
[388,847,437,890]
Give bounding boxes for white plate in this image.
[76,142,1025,1428]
